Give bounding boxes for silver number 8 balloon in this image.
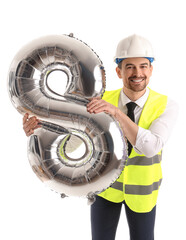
[8,34,127,202]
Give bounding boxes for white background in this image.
[1,0,185,239]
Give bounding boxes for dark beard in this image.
[126,78,147,92]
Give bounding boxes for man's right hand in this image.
[23,113,41,137]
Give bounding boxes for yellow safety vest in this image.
[99,88,168,213]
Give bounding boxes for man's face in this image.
[116,57,153,93]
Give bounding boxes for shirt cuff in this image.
[133,126,164,157]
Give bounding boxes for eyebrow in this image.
[125,63,149,67]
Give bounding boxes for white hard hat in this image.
[114,34,155,64]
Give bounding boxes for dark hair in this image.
[117,61,122,69]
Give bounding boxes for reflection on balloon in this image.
[8,34,127,202]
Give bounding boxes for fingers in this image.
[23,113,41,137]
[87,98,117,116]
[87,99,103,113]
[87,99,109,114]
[23,113,29,125]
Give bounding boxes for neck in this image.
[123,87,147,101]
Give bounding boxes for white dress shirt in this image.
[118,88,178,157]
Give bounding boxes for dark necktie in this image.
[126,102,137,156]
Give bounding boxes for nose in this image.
[133,66,142,77]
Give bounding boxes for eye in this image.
[126,65,134,70]
[140,65,148,69]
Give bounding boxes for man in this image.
[86,35,178,240]
[23,35,178,240]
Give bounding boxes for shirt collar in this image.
[120,88,150,109]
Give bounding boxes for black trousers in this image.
[91,196,156,240]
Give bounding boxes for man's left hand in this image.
[87,98,117,117]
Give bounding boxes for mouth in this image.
[129,78,145,83]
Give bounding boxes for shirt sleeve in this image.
[133,98,179,157]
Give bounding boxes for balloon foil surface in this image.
[8,34,127,199]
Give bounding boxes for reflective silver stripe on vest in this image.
[110,181,123,192]
[127,154,162,166]
[110,155,162,193]
[125,179,162,195]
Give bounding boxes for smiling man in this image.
[87,35,178,240]
[118,58,152,95]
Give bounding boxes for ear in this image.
[116,67,122,79]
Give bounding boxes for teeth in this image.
[132,79,143,83]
